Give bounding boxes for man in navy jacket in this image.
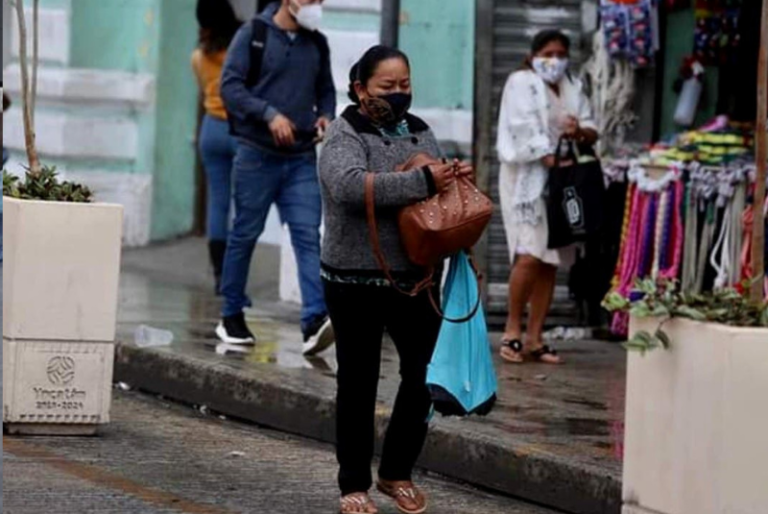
[217,0,335,355]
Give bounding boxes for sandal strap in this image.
[341,493,371,505]
[530,344,557,358]
[503,339,524,353]
[378,480,424,500]
[340,493,376,513]
[395,486,419,499]
[502,339,523,352]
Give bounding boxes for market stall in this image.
[603,121,766,335]
[583,1,767,336]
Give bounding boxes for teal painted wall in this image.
[323,11,380,32]
[150,0,198,240]
[400,0,475,110]
[70,0,161,177]
[39,0,71,8]
[69,0,198,241]
[659,9,719,139]
[70,0,160,73]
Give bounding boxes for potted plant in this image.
[3,0,123,436]
[604,280,768,514]
[603,6,768,514]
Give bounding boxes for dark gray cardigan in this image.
[319,106,442,277]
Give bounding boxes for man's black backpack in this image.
[245,18,331,89]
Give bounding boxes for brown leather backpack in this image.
[364,153,493,309]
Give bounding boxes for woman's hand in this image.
[562,115,598,145]
[541,154,573,169]
[562,115,580,138]
[428,162,456,192]
[453,159,474,177]
[541,155,557,168]
[452,159,476,184]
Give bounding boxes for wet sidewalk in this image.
[115,238,626,514]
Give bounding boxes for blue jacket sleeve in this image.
[315,34,336,120]
[221,24,279,125]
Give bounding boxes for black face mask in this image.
[362,92,412,126]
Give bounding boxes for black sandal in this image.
[529,344,562,364]
[500,339,524,364]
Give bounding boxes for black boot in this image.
[208,240,227,296]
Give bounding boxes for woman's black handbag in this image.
[546,137,606,249]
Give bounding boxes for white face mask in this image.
[532,57,569,85]
[290,1,323,32]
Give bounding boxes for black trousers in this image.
[324,280,441,496]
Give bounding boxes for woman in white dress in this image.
[496,30,598,364]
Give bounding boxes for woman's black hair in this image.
[347,45,410,104]
[530,29,571,55]
[197,0,242,54]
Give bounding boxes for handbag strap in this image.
[427,252,484,323]
[364,173,434,297]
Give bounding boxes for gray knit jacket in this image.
[319,106,442,277]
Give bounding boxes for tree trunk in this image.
[31,0,39,123]
[753,0,768,302]
[13,0,42,176]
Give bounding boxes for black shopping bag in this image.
[546,138,606,249]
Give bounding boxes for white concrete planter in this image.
[3,197,123,435]
[623,317,768,514]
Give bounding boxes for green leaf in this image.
[760,307,768,328]
[675,305,708,321]
[633,330,653,345]
[602,292,630,312]
[622,341,649,355]
[7,165,92,203]
[637,279,657,295]
[630,304,653,318]
[616,278,764,329]
[655,329,672,349]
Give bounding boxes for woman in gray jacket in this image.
[319,46,471,514]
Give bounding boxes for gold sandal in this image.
[340,492,378,514]
[376,480,427,514]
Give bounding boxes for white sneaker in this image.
[302,316,335,356]
[215,313,256,345]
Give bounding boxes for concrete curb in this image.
[114,343,621,514]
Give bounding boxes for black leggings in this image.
[324,280,441,496]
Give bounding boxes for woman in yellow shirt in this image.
[193,0,241,294]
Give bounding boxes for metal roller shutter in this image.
[474,0,584,327]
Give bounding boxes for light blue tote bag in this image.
[426,252,497,416]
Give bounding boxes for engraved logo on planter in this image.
[47,356,76,386]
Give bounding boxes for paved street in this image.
[3,391,561,514]
[115,237,625,514]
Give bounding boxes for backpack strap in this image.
[246,18,269,89]
[246,19,330,96]
[308,31,331,99]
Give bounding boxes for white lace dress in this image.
[496,70,596,267]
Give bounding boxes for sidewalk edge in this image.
[114,343,621,514]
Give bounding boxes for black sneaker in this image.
[302,315,335,356]
[215,313,256,345]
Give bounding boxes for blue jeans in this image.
[220,143,326,331]
[199,115,237,242]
